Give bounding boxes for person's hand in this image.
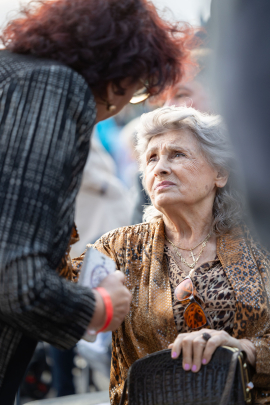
[168,328,256,373]
[89,270,132,332]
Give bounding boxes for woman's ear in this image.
[106,82,115,104]
[215,169,229,188]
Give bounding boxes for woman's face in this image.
[108,79,143,115]
[94,79,144,122]
[144,129,227,213]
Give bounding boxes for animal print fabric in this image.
[56,224,80,281]
[73,219,270,404]
[164,246,236,334]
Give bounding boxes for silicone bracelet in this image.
[95,287,114,333]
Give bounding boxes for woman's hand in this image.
[89,271,132,332]
[168,328,256,372]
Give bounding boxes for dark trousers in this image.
[0,335,37,405]
[50,346,75,396]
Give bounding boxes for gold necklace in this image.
[165,233,211,269]
[175,232,211,251]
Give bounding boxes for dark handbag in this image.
[119,346,254,405]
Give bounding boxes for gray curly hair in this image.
[135,106,243,235]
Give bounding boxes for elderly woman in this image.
[75,106,270,404]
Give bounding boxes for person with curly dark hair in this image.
[0,0,194,402]
[1,0,193,119]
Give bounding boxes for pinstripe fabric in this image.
[0,50,97,386]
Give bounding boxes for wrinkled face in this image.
[144,129,224,212]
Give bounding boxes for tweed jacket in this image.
[75,219,270,404]
[0,50,97,387]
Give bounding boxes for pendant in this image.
[190,250,196,262]
[181,256,196,269]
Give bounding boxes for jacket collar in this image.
[217,226,269,338]
[155,219,268,339]
[148,219,178,345]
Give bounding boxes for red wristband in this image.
[95,287,114,333]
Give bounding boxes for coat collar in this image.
[217,226,269,338]
[154,219,269,339]
[148,219,178,346]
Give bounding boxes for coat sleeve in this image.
[248,235,270,387]
[72,232,130,405]
[0,65,97,349]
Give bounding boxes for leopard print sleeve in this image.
[109,332,129,405]
[246,230,270,388]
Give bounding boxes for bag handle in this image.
[219,351,239,405]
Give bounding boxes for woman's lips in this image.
[155,181,176,190]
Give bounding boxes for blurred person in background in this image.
[69,126,133,393]
[0,0,194,402]
[49,345,76,397]
[75,106,270,404]
[166,48,213,113]
[120,117,152,225]
[71,134,132,258]
[95,103,151,188]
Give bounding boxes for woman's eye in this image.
[176,93,189,99]
[148,155,157,162]
[174,152,185,158]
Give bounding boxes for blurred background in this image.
[0,0,211,27]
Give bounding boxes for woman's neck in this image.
[162,203,214,249]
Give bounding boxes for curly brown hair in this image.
[1,0,196,98]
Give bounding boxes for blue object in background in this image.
[96,118,120,156]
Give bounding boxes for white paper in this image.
[78,248,116,288]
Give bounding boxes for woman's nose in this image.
[153,157,171,177]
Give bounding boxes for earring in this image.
[107,103,117,112]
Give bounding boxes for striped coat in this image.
[0,50,96,390]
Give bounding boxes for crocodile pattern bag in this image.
[119,347,254,405]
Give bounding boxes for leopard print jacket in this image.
[56,224,80,281]
[74,219,270,404]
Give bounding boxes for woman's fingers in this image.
[196,330,229,368]
[181,337,193,371]
[201,335,220,365]
[170,334,183,360]
[170,332,202,371]
[203,332,239,364]
[182,329,210,372]
[191,335,208,372]
[169,329,236,373]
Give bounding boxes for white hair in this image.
[135,106,243,235]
